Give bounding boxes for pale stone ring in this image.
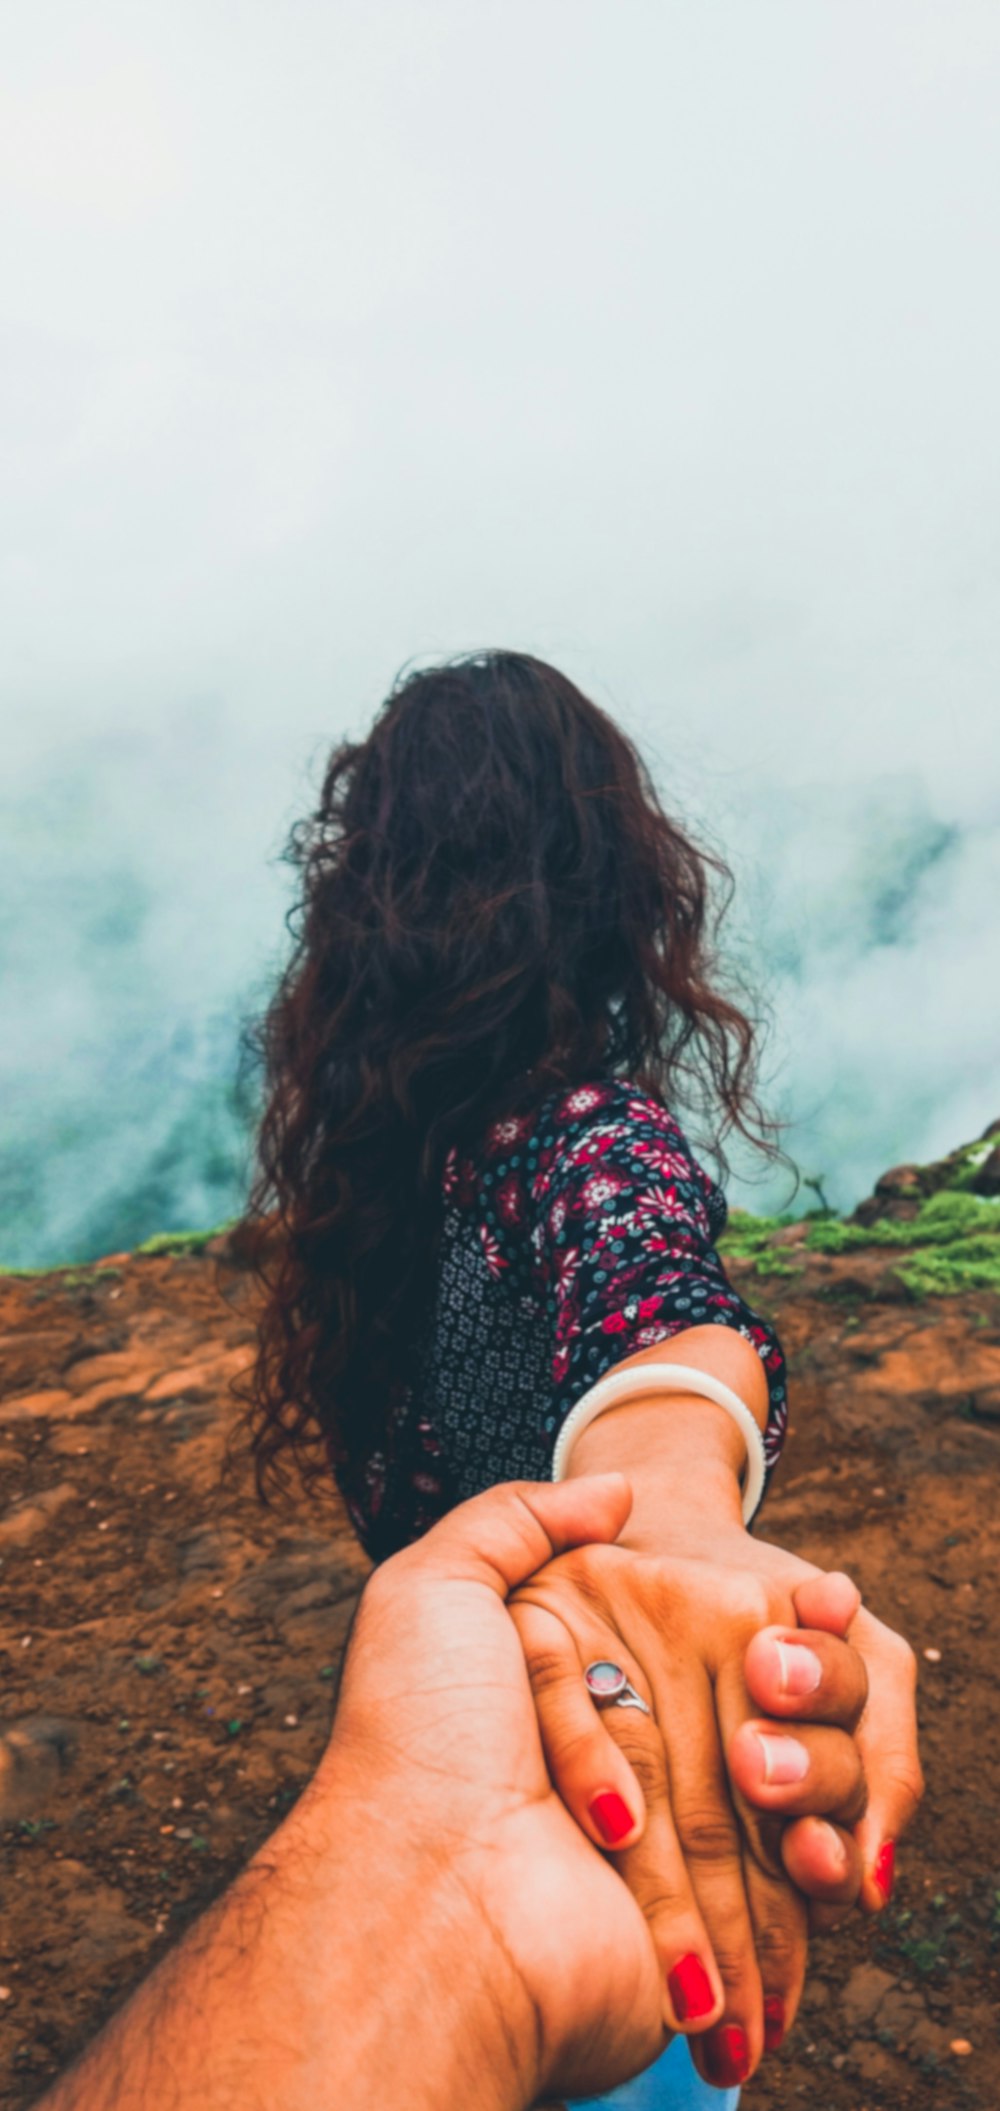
[584,1659,652,1717]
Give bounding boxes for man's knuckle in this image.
[674,1805,742,1865]
[753,1918,801,1977]
[525,1646,572,1697]
[709,1936,756,1988]
[615,1733,666,1799]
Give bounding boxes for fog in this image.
[2,1,999,1264]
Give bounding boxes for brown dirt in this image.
[1,1233,998,2109]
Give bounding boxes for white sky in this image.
[2,1,999,1253]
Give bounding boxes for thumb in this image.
[402,1472,634,1598]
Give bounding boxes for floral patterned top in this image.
[337,1079,788,1563]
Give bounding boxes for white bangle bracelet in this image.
[550,1360,767,1525]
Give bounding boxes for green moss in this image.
[133,1220,239,1258]
[748,1253,807,1279]
[721,1159,1000,1302]
[941,1137,998,1191]
[806,1190,1000,1255]
[894,1239,1000,1298]
[717,1210,797,1259]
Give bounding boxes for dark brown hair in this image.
[235,650,779,1506]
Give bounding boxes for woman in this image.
[240,651,920,2105]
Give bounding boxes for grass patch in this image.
[720,1178,1000,1299]
[746,1253,807,1280]
[804,1189,1000,1253]
[717,1211,797,1260]
[0,1220,241,1277]
[894,1239,1000,1298]
[805,1191,1000,1296]
[134,1220,240,1258]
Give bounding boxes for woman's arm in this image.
[565,1324,763,1554]
[563,1321,922,1918]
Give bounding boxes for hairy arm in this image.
[32,1752,525,2111]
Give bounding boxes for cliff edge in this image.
[1,1128,999,2108]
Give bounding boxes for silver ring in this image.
[584,1659,652,1717]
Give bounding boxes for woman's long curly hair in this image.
[236,650,782,1508]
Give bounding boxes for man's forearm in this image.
[34,1750,530,2111]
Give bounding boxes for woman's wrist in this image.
[566,1393,748,1555]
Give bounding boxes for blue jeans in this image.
[569,2034,740,2110]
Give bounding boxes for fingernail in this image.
[763,1994,786,2051]
[774,1640,822,1696]
[755,1732,810,1784]
[705,2025,750,2087]
[874,1839,896,1902]
[815,1819,849,1872]
[668,1952,715,2022]
[589,1790,634,1846]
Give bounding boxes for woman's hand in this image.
[510,1523,921,2091]
[738,1568,923,1929]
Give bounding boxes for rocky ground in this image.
[1,1140,999,2109]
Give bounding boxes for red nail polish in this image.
[589,1791,634,1846]
[668,1952,715,2022]
[705,2025,750,2087]
[763,1995,786,2051]
[875,1839,896,1902]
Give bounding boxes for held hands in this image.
[325,1472,672,2107]
[510,1518,923,2092]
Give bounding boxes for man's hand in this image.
[35,1475,668,2111]
[326,1470,671,2103]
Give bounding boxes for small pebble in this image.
[20,1636,31,1649]
[950,2039,972,2057]
[237,1683,253,1696]
[97,1521,110,1532]
[284,1714,298,1727]
[873,1485,885,1496]
[159,1824,174,1835]
[0,1988,11,2001]
[171,1797,182,1810]
[211,1587,223,1598]
[923,1647,942,1663]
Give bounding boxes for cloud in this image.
[1,2,998,1258]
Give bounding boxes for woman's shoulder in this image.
[445,1077,721,1206]
[523,1078,699,1171]
[439,1076,729,1276]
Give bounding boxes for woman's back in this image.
[335,1076,787,1564]
[240,649,785,1531]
